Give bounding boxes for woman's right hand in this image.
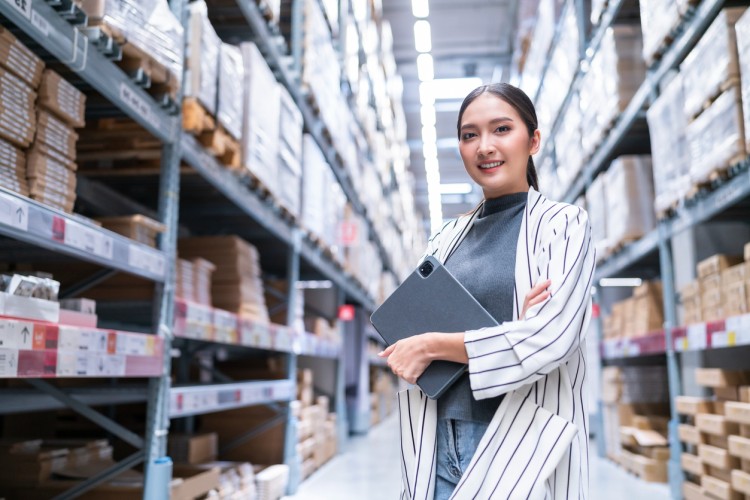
[521,279,551,319]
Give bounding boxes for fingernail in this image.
[378,351,384,356]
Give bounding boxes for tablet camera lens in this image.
[419,262,433,277]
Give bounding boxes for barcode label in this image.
[0,348,18,377]
[64,220,114,259]
[30,9,49,36]
[128,244,166,278]
[120,83,158,129]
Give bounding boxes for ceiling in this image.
[381,0,519,234]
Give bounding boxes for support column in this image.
[284,229,302,494]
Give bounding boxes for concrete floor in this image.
[286,414,671,500]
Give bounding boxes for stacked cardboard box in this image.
[0,29,42,150]
[553,92,583,195]
[186,1,220,118]
[722,259,749,318]
[586,172,609,261]
[0,138,28,197]
[602,281,664,340]
[217,43,244,142]
[518,0,555,99]
[639,0,683,65]
[605,156,656,250]
[736,10,750,155]
[276,85,303,219]
[95,215,165,248]
[201,461,258,499]
[168,433,218,465]
[678,369,750,499]
[295,369,337,479]
[698,254,744,322]
[370,366,396,426]
[179,236,269,322]
[176,257,216,306]
[681,280,703,326]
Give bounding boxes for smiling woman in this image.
[379,83,596,499]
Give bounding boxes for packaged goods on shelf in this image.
[179,236,269,323]
[579,25,646,159]
[605,156,656,249]
[639,0,682,65]
[722,262,749,317]
[35,111,78,161]
[734,10,750,154]
[26,145,77,213]
[0,66,37,149]
[95,215,166,248]
[603,281,664,339]
[0,138,28,197]
[169,433,218,465]
[276,85,303,219]
[519,0,555,98]
[680,280,702,326]
[0,27,44,89]
[647,73,691,215]
[176,259,195,303]
[77,0,184,91]
[216,43,245,142]
[264,279,304,332]
[241,42,281,197]
[185,1,220,116]
[686,86,746,186]
[681,8,746,121]
[553,92,583,193]
[585,173,609,261]
[38,70,86,129]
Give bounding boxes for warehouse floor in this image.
[287,414,671,499]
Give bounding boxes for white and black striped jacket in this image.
[398,187,596,499]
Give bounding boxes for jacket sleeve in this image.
[464,205,596,400]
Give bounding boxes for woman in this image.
[379,83,596,499]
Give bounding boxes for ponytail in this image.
[527,156,539,191]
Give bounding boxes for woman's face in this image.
[458,93,541,199]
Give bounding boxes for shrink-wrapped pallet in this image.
[734,9,750,154]
[77,0,183,88]
[554,92,583,194]
[639,0,682,65]
[605,156,656,248]
[647,73,691,214]
[302,134,329,242]
[585,172,609,261]
[277,85,303,219]
[686,87,746,185]
[681,8,745,121]
[217,43,244,140]
[519,0,555,98]
[241,42,281,196]
[186,1,220,115]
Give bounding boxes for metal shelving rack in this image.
[532,0,750,498]
[0,0,403,498]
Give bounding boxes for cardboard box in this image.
[168,433,218,465]
[726,402,750,425]
[697,413,740,436]
[683,481,707,500]
[729,435,750,460]
[38,69,86,128]
[676,396,715,416]
[732,469,750,494]
[680,424,705,446]
[696,369,750,388]
[702,473,744,500]
[715,386,741,401]
[745,242,750,262]
[185,1,220,115]
[698,255,744,279]
[699,444,740,469]
[96,215,166,248]
[741,387,750,403]
[0,27,45,88]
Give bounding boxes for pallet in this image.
[644,14,685,68]
[656,199,681,221]
[686,153,747,200]
[256,0,277,23]
[199,126,241,169]
[182,98,216,135]
[689,77,741,121]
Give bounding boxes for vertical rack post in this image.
[591,287,608,459]
[284,228,302,494]
[658,224,685,499]
[143,1,187,497]
[291,0,304,84]
[335,289,349,449]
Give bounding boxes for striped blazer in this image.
[398,187,596,499]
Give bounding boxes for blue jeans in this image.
[434,419,490,500]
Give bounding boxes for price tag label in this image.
[128,244,166,278]
[0,348,18,377]
[712,331,730,349]
[626,341,640,357]
[56,351,88,377]
[120,83,158,129]
[0,192,29,232]
[687,323,707,351]
[65,220,114,259]
[675,336,689,352]
[30,8,49,35]
[3,0,31,19]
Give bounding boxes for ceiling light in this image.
[599,278,643,288]
[420,105,436,126]
[412,0,429,18]
[440,183,473,195]
[421,125,437,144]
[422,77,483,100]
[296,280,333,289]
[417,53,434,81]
[414,20,432,53]
[422,141,438,158]
[419,82,435,105]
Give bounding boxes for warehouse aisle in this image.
[288,414,671,499]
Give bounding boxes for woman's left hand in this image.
[378,333,434,385]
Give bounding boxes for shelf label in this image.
[0,192,29,232]
[686,323,707,351]
[128,244,166,278]
[0,348,18,377]
[64,220,114,259]
[30,8,49,36]
[120,83,157,129]
[0,320,33,350]
[712,331,731,349]
[3,0,31,19]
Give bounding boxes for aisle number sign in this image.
[4,0,31,19]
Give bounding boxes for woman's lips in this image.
[478,160,505,172]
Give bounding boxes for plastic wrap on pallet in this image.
[687,87,746,185]
[735,9,750,154]
[605,156,656,248]
[586,173,609,261]
[519,0,555,98]
[537,154,562,202]
[647,73,691,214]
[639,0,682,65]
[217,43,244,141]
[681,8,746,121]
[591,0,607,25]
[79,0,183,87]
[277,85,303,218]
[554,91,583,194]
[186,1,220,115]
[302,134,329,241]
[241,42,281,197]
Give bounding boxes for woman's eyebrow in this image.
[460,117,514,131]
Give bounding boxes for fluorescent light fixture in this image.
[599,278,643,288]
[412,0,429,17]
[419,81,435,105]
[417,53,434,81]
[440,183,473,195]
[422,77,483,100]
[296,280,334,289]
[422,141,438,158]
[420,104,436,126]
[421,125,437,144]
[414,20,432,53]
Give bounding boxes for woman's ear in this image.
[530,129,542,156]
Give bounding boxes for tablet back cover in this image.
[370,256,498,399]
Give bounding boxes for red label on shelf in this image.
[51,216,65,242]
[338,305,355,321]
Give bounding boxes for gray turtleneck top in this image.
[439,191,528,422]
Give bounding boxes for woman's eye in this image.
[495,126,510,133]
[461,132,476,140]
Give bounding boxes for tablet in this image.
[370,255,499,399]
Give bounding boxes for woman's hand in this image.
[521,279,552,319]
[378,333,434,385]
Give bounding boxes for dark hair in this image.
[456,83,539,191]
